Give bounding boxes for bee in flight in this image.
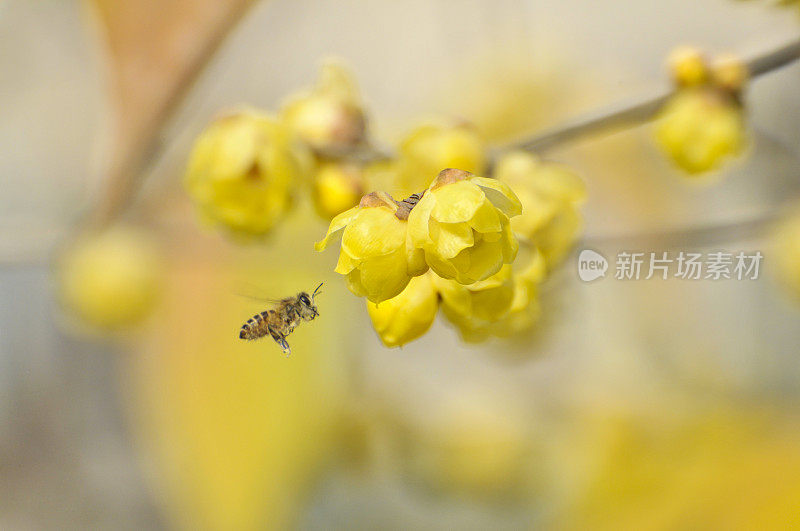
[238,283,323,356]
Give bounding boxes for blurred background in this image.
[3,0,800,528]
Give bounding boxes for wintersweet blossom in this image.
[432,265,516,339]
[495,151,585,269]
[396,122,486,196]
[655,49,747,175]
[281,60,366,153]
[655,89,746,174]
[366,273,439,347]
[408,168,521,284]
[184,110,311,237]
[316,191,427,303]
[311,162,364,220]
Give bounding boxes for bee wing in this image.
[236,293,283,304]
[233,280,287,303]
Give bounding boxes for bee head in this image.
[298,283,322,320]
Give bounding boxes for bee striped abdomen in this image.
[239,310,272,340]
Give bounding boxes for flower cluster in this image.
[184,61,367,237]
[183,60,587,347]
[655,47,748,175]
[318,163,583,347]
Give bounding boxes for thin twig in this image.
[501,38,800,155]
[583,212,779,249]
[89,1,256,228]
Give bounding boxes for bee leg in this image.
[267,326,291,357]
[277,336,291,357]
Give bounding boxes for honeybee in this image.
[238,283,323,356]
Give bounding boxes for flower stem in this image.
[499,38,800,155]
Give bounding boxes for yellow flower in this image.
[433,265,515,341]
[184,110,311,237]
[311,162,364,220]
[655,88,746,174]
[495,151,585,269]
[316,191,427,303]
[408,168,521,285]
[57,227,163,330]
[281,60,366,152]
[668,46,708,87]
[396,122,486,196]
[366,273,439,347]
[486,251,546,338]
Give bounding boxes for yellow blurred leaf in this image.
[123,257,349,529]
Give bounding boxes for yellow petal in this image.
[424,249,462,281]
[470,282,514,322]
[315,206,360,251]
[367,274,439,347]
[430,181,486,223]
[341,207,405,258]
[468,263,513,290]
[510,187,560,237]
[406,236,429,277]
[468,201,502,233]
[318,59,360,102]
[499,218,519,263]
[517,249,547,285]
[434,266,515,331]
[464,240,505,283]
[334,249,358,275]
[352,248,412,303]
[470,176,522,217]
[535,208,581,268]
[407,193,436,247]
[431,275,473,318]
[482,231,501,243]
[345,269,367,298]
[429,219,475,259]
[533,164,587,204]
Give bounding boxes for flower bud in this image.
[396,122,486,196]
[408,168,521,284]
[495,151,585,269]
[281,60,366,152]
[366,273,439,347]
[668,46,708,87]
[655,88,746,174]
[57,227,163,330]
[316,192,427,303]
[312,162,364,220]
[711,54,748,94]
[184,110,311,237]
